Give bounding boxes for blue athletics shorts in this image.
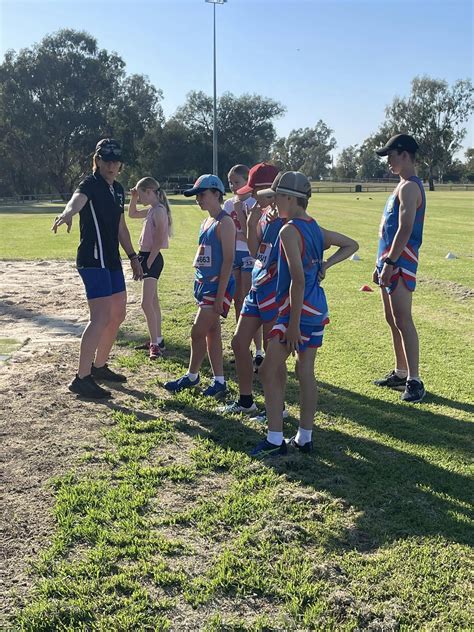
[78,267,126,300]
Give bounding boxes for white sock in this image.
[255,350,264,357]
[156,336,163,344]
[267,431,284,446]
[394,368,408,378]
[408,376,421,383]
[295,427,312,445]
[186,372,199,381]
[213,375,225,384]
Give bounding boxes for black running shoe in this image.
[91,363,127,383]
[253,354,264,374]
[287,435,313,454]
[68,374,111,399]
[374,370,407,389]
[158,339,166,352]
[401,379,426,403]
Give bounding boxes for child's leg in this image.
[189,307,220,374]
[258,337,290,432]
[389,282,419,378]
[155,292,162,339]
[295,348,318,431]
[231,316,262,395]
[206,317,224,377]
[254,325,263,354]
[380,288,407,371]
[141,278,159,342]
[233,268,243,321]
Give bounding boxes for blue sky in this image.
[1,0,472,157]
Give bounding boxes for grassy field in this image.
[1,191,473,629]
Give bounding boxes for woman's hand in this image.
[130,257,143,281]
[51,214,72,234]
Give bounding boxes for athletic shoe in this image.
[253,354,264,374]
[134,341,150,350]
[164,374,200,393]
[250,408,290,424]
[149,343,162,360]
[251,439,288,458]
[68,374,111,399]
[158,339,166,352]
[91,363,127,383]
[373,370,407,389]
[202,380,227,399]
[401,379,426,403]
[219,400,258,414]
[287,435,313,454]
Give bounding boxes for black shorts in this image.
[139,251,164,280]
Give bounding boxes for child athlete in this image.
[164,175,236,397]
[224,164,263,366]
[252,171,358,457]
[128,177,172,360]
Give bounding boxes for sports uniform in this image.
[75,172,126,299]
[270,217,329,351]
[241,211,284,323]
[376,175,425,294]
[223,196,256,273]
[193,210,236,317]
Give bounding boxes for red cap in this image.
[236,162,280,195]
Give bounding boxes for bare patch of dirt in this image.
[418,277,474,301]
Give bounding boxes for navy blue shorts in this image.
[78,267,126,300]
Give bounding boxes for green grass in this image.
[2,191,474,629]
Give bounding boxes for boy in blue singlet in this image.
[373,134,426,403]
[164,175,236,398]
[251,172,358,457]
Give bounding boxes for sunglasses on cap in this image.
[98,146,122,157]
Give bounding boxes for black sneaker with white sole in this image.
[91,363,127,383]
[401,379,426,403]
[374,370,407,389]
[68,375,111,399]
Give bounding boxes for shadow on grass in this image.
[119,335,474,551]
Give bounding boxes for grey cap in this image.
[257,171,312,200]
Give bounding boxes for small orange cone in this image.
[360,284,374,292]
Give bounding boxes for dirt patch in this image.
[418,277,474,301]
[0,260,143,625]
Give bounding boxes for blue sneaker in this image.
[251,439,288,458]
[164,374,200,393]
[202,380,227,399]
[287,435,313,454]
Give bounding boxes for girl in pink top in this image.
[129,177,172,359]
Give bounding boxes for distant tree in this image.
[271,121,336,179]
[464,148,474,182]
[357,136,386,179]
[378,76,474,190]
[170,90,285,179]
[335,145,358,179]
[0,29,163,197]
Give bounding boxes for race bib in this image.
[255,242,272,268]
[242,256,255,268]
[193,244,212,267]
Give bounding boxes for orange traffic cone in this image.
[359,284,374,292]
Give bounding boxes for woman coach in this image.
[52,138,142,399]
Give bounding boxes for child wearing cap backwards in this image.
[221,162,283,417]
[164,174,236,398]
[372,133,426,403]
[224,164,263,366]
[251,171,358,457]
[128,177,172,360]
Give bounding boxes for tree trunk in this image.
[428,166,435,191]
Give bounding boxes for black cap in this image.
[95,138,123,162]
[375,134,419,156]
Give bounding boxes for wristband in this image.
[384,257,396,267]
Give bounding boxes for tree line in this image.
[1,29,472,197]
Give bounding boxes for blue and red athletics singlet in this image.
[377,175,426,294]
[270,217,329,351]
[193,210,235,317]
[241,211,285,323]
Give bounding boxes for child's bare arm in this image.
[215,216,236,313]
[246,202,261,257]
[319,228,359,280]
[280,225,305,353]
[128,187,149,218]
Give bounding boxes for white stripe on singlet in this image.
[89,201,105,268]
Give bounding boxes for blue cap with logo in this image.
[183,174,225,197]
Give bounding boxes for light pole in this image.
[205,0,226,176]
